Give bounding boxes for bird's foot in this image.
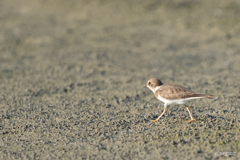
[150,119,159,122]
[187,119,195,123]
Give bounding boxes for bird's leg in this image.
[185,105,194,123]
[150,104,167,122]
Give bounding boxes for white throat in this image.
[152,86,161,93]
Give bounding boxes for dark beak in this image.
[143,84,147,88]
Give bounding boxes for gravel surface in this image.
[0,0,240,159]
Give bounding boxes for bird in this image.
[144,78,216,123]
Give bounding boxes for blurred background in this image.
[0,0,240,159]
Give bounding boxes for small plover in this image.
[144,78,215,123]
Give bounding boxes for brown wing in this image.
[154,83,195,99]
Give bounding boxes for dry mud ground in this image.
[0,0,240,159]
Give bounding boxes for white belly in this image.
[157,95,202,105]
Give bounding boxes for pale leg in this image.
[150,104,167,122]
[185,105,194,123]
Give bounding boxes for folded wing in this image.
[155,83,214,99]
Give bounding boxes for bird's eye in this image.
[148,82,151,85]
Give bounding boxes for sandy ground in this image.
[0,0,240,159]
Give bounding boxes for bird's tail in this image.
[192,94,217,100]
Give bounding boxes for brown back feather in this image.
[155,83,214,99]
